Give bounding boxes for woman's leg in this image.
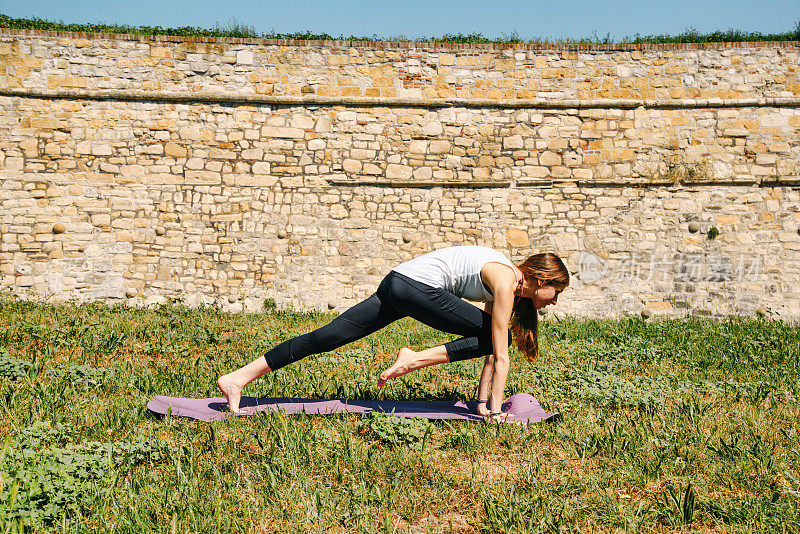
[377,345,449,387]
[218,279,403,413]
[378,273,511,385]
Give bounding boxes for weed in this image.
[360,411,433,448]
[0,349,31,380]
[441,426,478,451]
[657,482,696,526]
[263,298,277,313]
[0,422,174,529]
[54,364,114,391]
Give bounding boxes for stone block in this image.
[473,167,491,180]
[343,159,362,173]
[75,141,92,155]
[503,135,524,149]
[364,163,382,175]
[761,114,788,128]
[422,122,444,136]
[61,77,88,88]
[386,164,413,180]
[100,163,120,174]
[226,174,278,187]
[506,229,529,247]
[291,116,315,130]
[518,166,548,179]
[237,50,254,64]
[315,117,333,133]
[4,158,23,170]
[477,124,494,136]
[547,138,568,150]
[140,144,164,155]
[645,300,672,311]
[209,148,236,159]
[252,162,271,174]
[429,140,451,154]
[165,142,187,158]
[150,46,171,58]
[262,126,305,139]
[350,148,376,160]
[184,171,221,184]
[186,158,204,170]
[769,142,790,153]
[179,127,201,140]
[91,214,111,227]
[19,138,38,157]
[554,232,579,251]
[241,148,264,160]
[91,144,113,156]
[409,140,428,154]
[539,151,561,166]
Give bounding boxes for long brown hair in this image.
[510,253,570,362]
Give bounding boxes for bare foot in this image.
[378,347,418,388]
[217,374,244,414]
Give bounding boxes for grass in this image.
[0,293,799,532]
[1,13,799,44]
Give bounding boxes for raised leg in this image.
[387,273,503,362]
[377,345,449,387]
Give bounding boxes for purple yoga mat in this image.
[147,393,559,423]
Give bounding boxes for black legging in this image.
[263,271,512,371]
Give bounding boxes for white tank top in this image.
[391,245,518,302]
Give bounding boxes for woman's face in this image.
[532,283,563,310]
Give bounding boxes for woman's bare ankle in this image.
[377,348,417,387]
[217,374,244,414]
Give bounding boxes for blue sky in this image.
[0,0,797,40]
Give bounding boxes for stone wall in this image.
[1,30,799,318]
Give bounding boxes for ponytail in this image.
[510,253,569,362]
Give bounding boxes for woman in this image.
[218,245,569,421]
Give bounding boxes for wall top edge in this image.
[1,28,798,52]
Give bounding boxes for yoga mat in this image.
[147,393,559,424]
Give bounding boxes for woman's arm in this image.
[474,300,495,417]
[475,264,516,418]
[476,353,493,417]
[487,280,515,416]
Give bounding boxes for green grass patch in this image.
[0,294,798,532]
